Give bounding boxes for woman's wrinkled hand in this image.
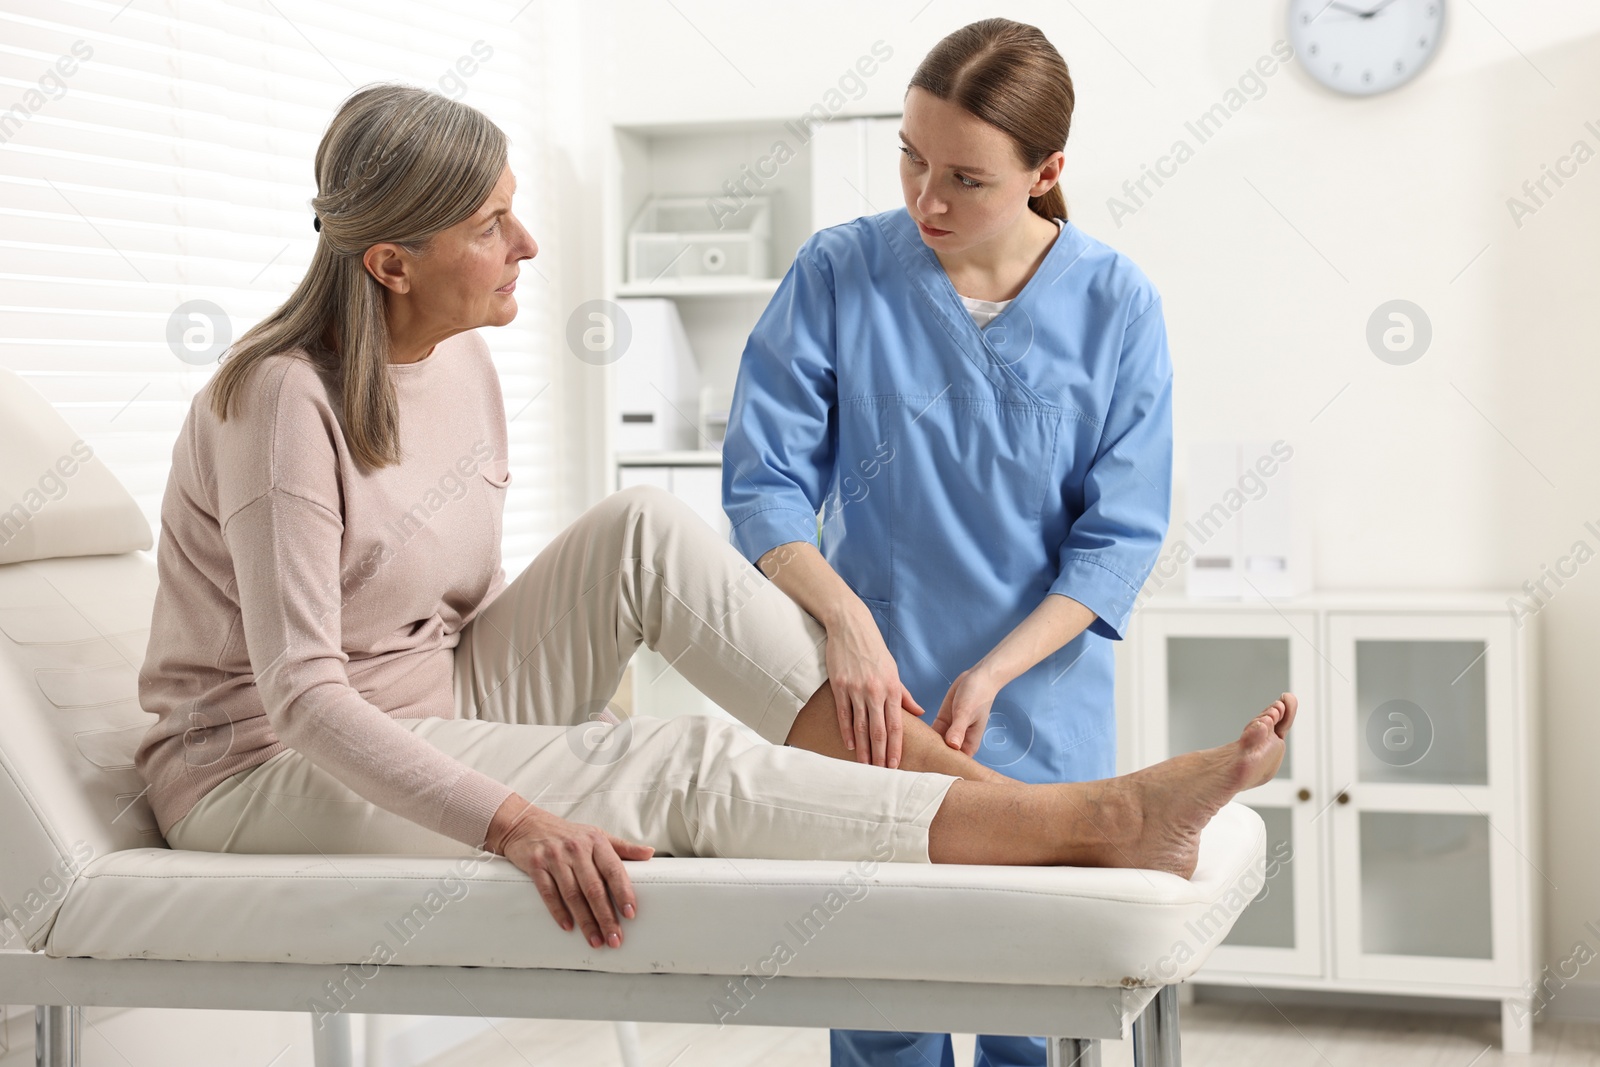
[824,601,924,769]
[490,801,653,949]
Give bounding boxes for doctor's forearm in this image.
[755,541,867,629]
[975,593,1097,687]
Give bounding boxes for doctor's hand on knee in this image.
[930,665,1000,759]
[823,603,923,770]
[485,795,654,950]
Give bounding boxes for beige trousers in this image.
[166,486,960,864]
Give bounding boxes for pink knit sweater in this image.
[135,328,518,850]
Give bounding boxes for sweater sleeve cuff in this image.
[729,506,820,566]
[1049,554,1142,641]
[439,766,518,852]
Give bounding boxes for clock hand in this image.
[1326,0,1401,16]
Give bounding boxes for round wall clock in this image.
[1288,0,1445,96]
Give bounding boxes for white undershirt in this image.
[958,218,1065,327]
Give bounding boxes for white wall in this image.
[8,6,1588,1056]
[589,0,1600,1018]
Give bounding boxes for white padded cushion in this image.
[0,365,151,564]
[0,553,162,951]
[44,804,1266,987]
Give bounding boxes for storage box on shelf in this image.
[627,195,771,284]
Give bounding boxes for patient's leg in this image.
[925,693,1298,878]
[783,682,1015,784]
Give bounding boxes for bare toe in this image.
[1276,692,1299,738]
[1119,694,1298,879]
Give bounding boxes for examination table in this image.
[0,366,1266,1065]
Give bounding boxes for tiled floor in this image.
[418,1000,1600,1067]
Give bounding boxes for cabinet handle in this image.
[1336,791,1350,805]
[1297,788,1311,802]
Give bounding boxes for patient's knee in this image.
[597,483,701,537]
[608,483,674,513]
[661,712,755,769]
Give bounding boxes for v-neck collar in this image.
[878,208,1087,399]
[952,219,1066,328]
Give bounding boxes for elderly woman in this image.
[134,83,1297,956]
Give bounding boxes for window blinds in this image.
[0,0,568,578]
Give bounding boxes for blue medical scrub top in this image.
[722,207,1173,785]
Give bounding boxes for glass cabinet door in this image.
[1136,610,1324,978]
[1327,614,1518,986]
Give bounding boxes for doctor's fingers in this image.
[885,693,908,770]
[850,695,871,763]
[940,699,987,758]
[899,685,927,720]
[844,697,883,764]
[866,696,896,768]
[929,694,956,745]
[829,677,869,759]
[830,680,857,752]
[955,709,987,758]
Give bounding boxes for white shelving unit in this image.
[1126,590,1543,1053]
[600,114,901,721]
[615,278,781,299]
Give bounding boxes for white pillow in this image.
[0,366,152,564]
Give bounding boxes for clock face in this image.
[1288,0,1445,96]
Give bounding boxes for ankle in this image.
[1051,777,1137,868]
[1092,777,1141,867]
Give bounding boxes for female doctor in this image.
[721,18,1175,1067]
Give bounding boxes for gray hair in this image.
[207,82,508,471]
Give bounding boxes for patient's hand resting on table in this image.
[485,798,653,951]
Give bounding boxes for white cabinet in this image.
[617,457,729,540]
[1324,613,1523,988]
[809,114,904,231]
[1136,610,1326,979]
[1128,592,1542,1052]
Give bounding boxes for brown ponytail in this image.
[908,18,1074,221]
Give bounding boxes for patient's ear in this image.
[362,242,415,295]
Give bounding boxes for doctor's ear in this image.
[1028,151,1065,199]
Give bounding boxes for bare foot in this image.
[1104,692,1298,879]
